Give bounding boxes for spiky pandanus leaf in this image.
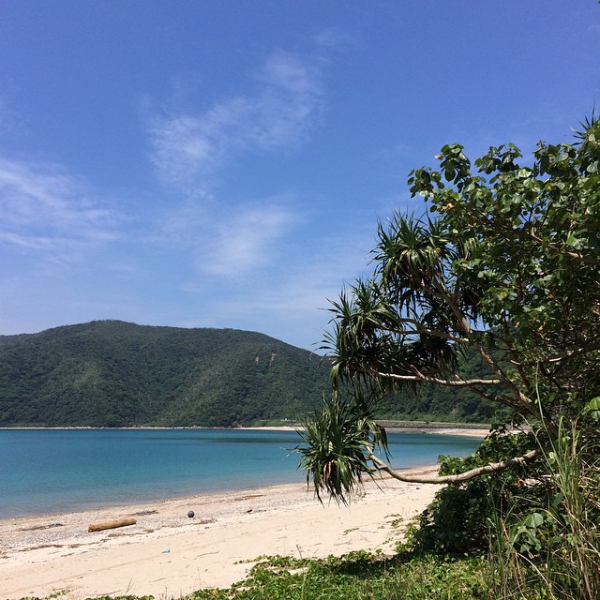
[296,394,388,504]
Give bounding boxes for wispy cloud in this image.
[197,201,299,276]
[0,157,121,263]
[145,46,329,280]
[177,223,374,348]
[141,38,369,345]
[148,50,324,194]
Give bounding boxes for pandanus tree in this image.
[298,115,600,501]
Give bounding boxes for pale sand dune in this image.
[0,468,439,600]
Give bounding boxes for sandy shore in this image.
[0,467,441,600]
[243,425,491,439]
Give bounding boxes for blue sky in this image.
[0,1,599,350]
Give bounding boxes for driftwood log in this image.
[88,517,137,532]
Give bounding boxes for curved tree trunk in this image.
[368,449,538,484]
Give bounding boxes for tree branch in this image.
[420,272,537,415]
[516,343,600,367]
[368,449,539,484]
[526,230,596,265]
[381,318,471,345]
[373,369,501,387]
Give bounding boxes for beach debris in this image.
[87,517,137,532]
[163,548,171,553]
[187,510,195,518]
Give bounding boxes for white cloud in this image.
[0,157,121,263]
[145,47,328,280]
[148,51,323,194]
[197,202,299,277]
[142,39,359,341]
[249,52,323,147]
[177,224,374,349]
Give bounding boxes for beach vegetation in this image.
[297,113,600,597]
[187,551,488,599]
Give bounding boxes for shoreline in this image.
[0,423,492,435]
[0,467,440,600]
[243,424,491,438]
[0,426,487,521]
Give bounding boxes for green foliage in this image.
[296,394,390,503]
[410,118,600,426]
[373,349,512,424]
[308,114,600,507]
[0,320,496,429]
[189,552,488,599]
[82,597,154,600]
[583,395,600,421]
[403,417,600,597]
[0,320,331,427]
[407,429,537,555]
[293,113,600,600]
[487,419,600,599]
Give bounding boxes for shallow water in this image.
[0,428,481,518]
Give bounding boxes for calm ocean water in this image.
[0,429,481,518]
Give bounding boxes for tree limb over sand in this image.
[368,449,538,484]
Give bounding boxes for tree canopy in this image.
[0,320,332,427]
[298,115,600,499]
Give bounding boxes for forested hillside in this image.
[0,321,331,427]
[0,320,499,427]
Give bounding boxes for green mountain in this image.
[0,320,331,427]
[0,320,503,428]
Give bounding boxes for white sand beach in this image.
[0,469,439,600]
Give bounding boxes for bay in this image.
[0,429,481,518]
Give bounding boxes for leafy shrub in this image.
[407,428,538,555]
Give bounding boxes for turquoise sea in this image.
[0,429,481,519]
